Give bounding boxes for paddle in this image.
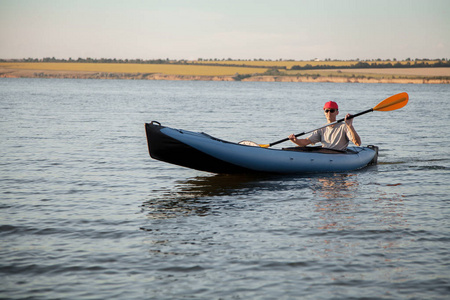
[240,92,409,148]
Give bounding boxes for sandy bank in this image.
[0,67,448,84]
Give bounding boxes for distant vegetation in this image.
[1,57,449,71]
[289,60,450,70]
[194,58,450,70]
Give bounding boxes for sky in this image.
[0,0,449,61]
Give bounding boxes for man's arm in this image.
[288,134,313,147]
[345,114,362,146]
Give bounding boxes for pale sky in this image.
[0,0,449,61]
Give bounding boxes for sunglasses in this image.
[324,109,336,113]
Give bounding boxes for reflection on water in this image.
[141,174,274,219]
[141,173,307,220]
[312,174,361,231]
[310,173,359,200]
[141,173,362,221]
[142,172,407,235]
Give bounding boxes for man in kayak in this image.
[288,101,361,151]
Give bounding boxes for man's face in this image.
[324,108,338,122]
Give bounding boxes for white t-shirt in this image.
[307,123,353,151]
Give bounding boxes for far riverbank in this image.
[1,66,449,84]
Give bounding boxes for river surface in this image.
[1,78,449,299]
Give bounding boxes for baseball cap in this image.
[323,101,338,110]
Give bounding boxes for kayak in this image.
[145,121,378,174]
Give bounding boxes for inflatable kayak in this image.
[145,121,378,174]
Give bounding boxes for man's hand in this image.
[345,113,353,127]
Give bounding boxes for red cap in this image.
[323,101,338,110]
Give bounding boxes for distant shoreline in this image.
[1,66,449,84]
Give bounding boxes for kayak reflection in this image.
[142,173,364,220]
[142,174,310,219]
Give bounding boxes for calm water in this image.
[1,78,449,299]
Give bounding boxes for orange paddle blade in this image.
[373,92,409,111]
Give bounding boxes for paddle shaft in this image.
[268,108,373,147]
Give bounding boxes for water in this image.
[1,78,449,299]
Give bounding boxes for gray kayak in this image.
[145,121,378,174]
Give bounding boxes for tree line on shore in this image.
[1,57,449,71]
[289,60,450,70]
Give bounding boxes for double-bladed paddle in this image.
[239,92,409,148]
